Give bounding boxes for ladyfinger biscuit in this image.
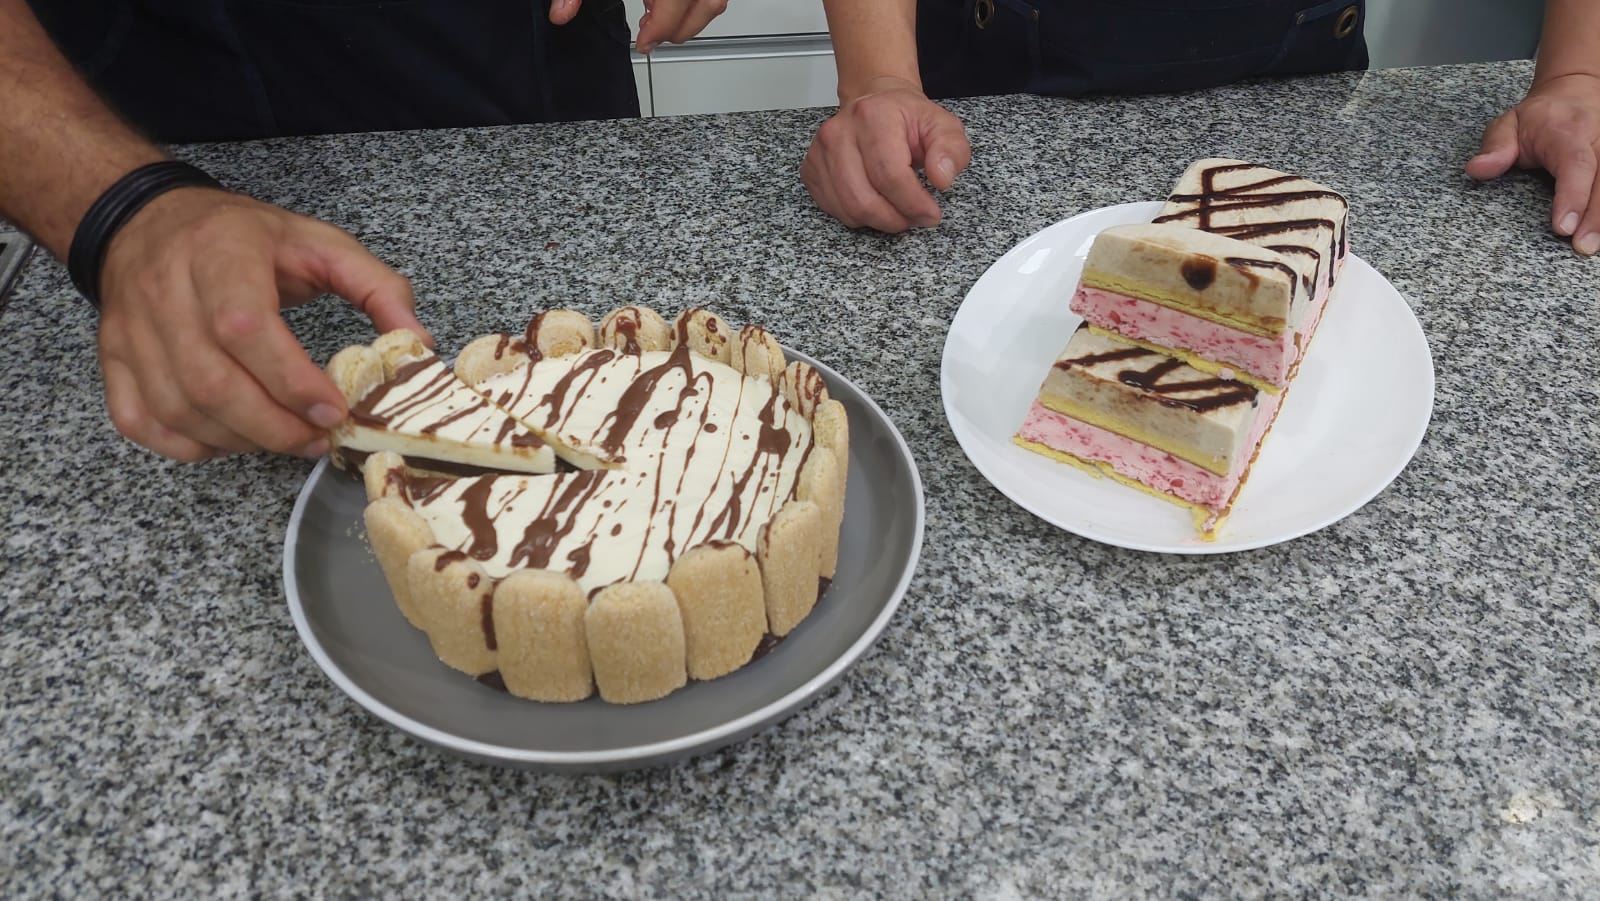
[781,360,830,419]
[361,450,408,502]
[671,308,733,363]
[666,542,766,680]
[326,344,385,407]
[585,582,688,704]
[363,496,435,630]
[454,333,535,387]
[812,398,850,485]
[492,570,594,702]
[406,547,499,676]
[731,324,786,384]
[757,500,823,636]
[371,328,431,376]
[524,309,595,358]
[797,447,844,579]
[599,305,672,354]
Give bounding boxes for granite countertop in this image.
[3,60,1596,895]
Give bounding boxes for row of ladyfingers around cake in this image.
[329,305,849,704]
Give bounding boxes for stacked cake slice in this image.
[1015,158,1350,535]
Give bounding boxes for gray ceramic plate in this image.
[282,349,924,772]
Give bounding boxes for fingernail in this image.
[936,158,956,181]
[1575,232,1600,255]
[1558,212,1579,236]
[308,403,344,428]
[915,215,940,229]
[300,438,330,458]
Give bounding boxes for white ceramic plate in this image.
[283,349,924,771]
[940,201,1434,553]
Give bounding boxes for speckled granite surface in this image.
[3,60,1597,896]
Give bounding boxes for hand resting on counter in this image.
[1468,73,1600,256]
[800,77,971,233]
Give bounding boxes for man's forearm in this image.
[0,0,166,257]
[821,0,921,102]
[1534,0,1600,84]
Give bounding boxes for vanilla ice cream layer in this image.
[1155,158,1350,305]
[1037,325,1265,475]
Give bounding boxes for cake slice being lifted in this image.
[325,330,555,475]
[1014,324,1282,534]
[1070,159,1349,391]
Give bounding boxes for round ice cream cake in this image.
[325,306,849,704]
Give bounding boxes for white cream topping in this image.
[405,347,813,592]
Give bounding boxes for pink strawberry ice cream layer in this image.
[1016,393,1283,510]
[1071,252,1344,387]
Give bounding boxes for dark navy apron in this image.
[918,0,1367,98]
[28,0,640,142]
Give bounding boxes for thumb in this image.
[1466,110,1520,181]
[918,110,971,191]
[549,0,581,25]
[298,226,431,347]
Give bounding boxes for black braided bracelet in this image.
[68,161,224,308]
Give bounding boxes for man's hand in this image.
[548,0,728,53]
[801,78,972,233]
[1467,73,1600,255]
[96,188,427,461]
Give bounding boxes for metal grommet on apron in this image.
[975,0,996,29]
[1334,5,1359,39]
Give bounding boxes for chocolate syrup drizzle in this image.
[346,354,547,451]
[1154,162,1348,301]
[401,344,811,592]
[1059,343,1257,413]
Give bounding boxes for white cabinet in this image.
[1364,0,1541,68]
[621,0,838,117]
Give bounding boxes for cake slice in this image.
[325,330,555,475]
[1071,159,1349,390]
[1014,324,1284,534]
